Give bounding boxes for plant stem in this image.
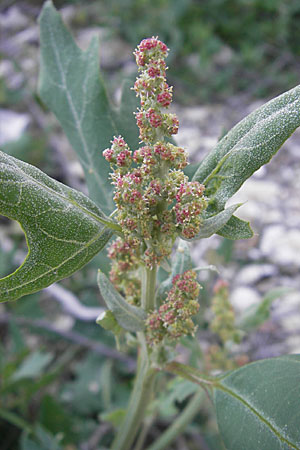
[133,415,155,450]
[112,258,158,449]
[141,265,157,311]
[165,361,215,389]
[111,333,156,450]
[146,390,205,450]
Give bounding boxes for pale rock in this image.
[0,110,30,145]
[178,106,211,123]
[10,27,38,48]
[54,315,75,332]
[212,45,234,66]
[260,226,300,268]
[175,126,204,156]
[252,166,267,178]
[230,286,260,313]
[280,314,300,333]
[77,27,107,51]
[0,6,28,29]
[273,291,300,318]
[236,264,278,285]
[286,336,300,354]
[226,178,284,226]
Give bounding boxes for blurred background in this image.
[0,1,300,449]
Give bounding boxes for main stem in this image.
[141,264,157,312]
[146,390,205,450]
[112,265,157,450]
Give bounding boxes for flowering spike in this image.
[146,270,201,345]
[103,37,207,269]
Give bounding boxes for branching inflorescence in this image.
[103,37,206,342]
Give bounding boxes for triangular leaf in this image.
[0,150,113,302]
[214,355,300,450]
[182,204,243,240]
[38,1,139,215]
[216,214,253,240]
[157,240,193,301]
[193,84,300,238]
[97,271,147,332]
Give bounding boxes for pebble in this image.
[235,264,278,286]
[260,226,300,269]
[230,286,261,313]
[0,109,30,145]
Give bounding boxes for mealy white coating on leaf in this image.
[192,84,300,239]
[38,1,139,215]
[182,204,241,240]
[97,271,147,332]
[0,150,113,302]
[214,355,300,449]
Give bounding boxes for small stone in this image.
[260,226,300,269]
[227,179,281,224]
[0,6,28,29]
[0,110,30,145]
[230,286,260,313]
[236,264,278,286]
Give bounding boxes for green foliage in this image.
[0,150,114,302]
[1,2,300,448]
[38,0,139,214]
[168,356,300,448]
[157,239,193,301]
[193,84,300,239]
[101,0,300,100]
[20,426,63,450]
[184,203,243,240]
[11,351,54,381]
[214,355,300,449]
[97,271,147,332]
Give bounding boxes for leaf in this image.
[96,310,124,336]
[216,214,253,240]
[38,1,139,215]
[39,395,73,440]
[214,355,300,450]
[193,84,300,238]
[0,408,33,434]
[182,204,242,240]
[101,409,127,428]
[239,287,293,331]
[0,150,113,302]
[62,353,103,415]
[34,425,63,450]
[156,377,199,417]
[157,240,193,300]
[97,271,147,332]
[12,351,53,381]
[171,240,193,276]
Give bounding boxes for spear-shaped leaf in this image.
[0,150,115,302]
[193,84,300,239]
[214,355,300,450]
[38,1,139,215]
[181,204,242,240]
[157,240,193,301]
[97,271,147,332]
[167,355,300,450]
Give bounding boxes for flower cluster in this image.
[107,237,141,305]
[103,136,132,175]
[210,280,240,344]
[146,270,200,345]
[103,37,207,268]
[205,280,247,371]
[133,37,178,144]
